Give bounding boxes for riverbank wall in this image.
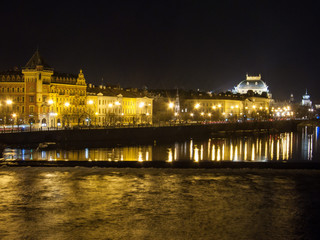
[0,120,303,147]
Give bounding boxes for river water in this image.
[1,127,320,239]
[0,168,319,240]
[2,126,320,162]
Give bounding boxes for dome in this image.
[234,74,269,94]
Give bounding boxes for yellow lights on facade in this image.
[259,106,263,110]
[194,103,200,109]
[108,103,113,108]
[235,105,239,108]
[139,102,145,108]
[212,106,216,109]
[245,106,248,109]
[190,113,194,117]
[48,99,54,105]
[252,105,256,109]
[208,113,212,117]
[201,112,204,116]
[64,102,70,107]
[231,106,234,109]
[168,102,174,109]
[115,101,121,106]
[218,104,221,108]
[6,99,13,105]
[174,112,178,116]
[222,112,225,115]
[95,112,99,116]
[146,113,150,116]
[12,113,17,118]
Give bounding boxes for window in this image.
[29,96,34,102]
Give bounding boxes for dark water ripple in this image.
[0,168,319,240]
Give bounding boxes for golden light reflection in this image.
[217,147,221,161]
[222,144,225,161]
[234,146,238,161]
[230,143,233,160]
[190,140,193,159]
[244,142,247,161]
[200,145,204,160]
[271,138,274,160]
[277,139,280,160]
[194,146,199,162]
[212,145,215,161]
[251,144,255,161]
[167,148,173,162]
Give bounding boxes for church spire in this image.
[24,49,52,70]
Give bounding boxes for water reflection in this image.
[2,127,320,162]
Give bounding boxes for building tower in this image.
[301,89,312,107]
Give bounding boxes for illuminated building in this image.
[301,89,312,107]
[0,50,87,127]
[234,74,270,96]
[87,85,153,125]
[182,94,271,121]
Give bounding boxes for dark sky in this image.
[1,0,319,100]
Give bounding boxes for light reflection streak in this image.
[277,139,280,160]
[234,146,238,161]
[244,142,247,161]
[194,146,199,162]
[222,144,225,161]
[217,147,220,161]
[190,140,193,159]
[212,145,215,161]
[251,144,255,161]
[230,143,233,160]
[167,148,173,162]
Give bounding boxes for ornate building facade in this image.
[0,50,87,127]
[0,50,153,128]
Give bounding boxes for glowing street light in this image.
[139,102,145,108]
[168,102,174,109]
[194,103,200,109]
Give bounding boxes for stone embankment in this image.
[0,120,304,147]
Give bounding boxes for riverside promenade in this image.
[0,120,306,147]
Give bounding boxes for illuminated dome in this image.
[234,74,269,94]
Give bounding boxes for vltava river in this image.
[3,126,320,162]
[0,168,319,239]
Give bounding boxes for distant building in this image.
[301,89,312,107]
[289,94,294,103]
[233,74,269,95]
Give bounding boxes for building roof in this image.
[235,74,269,92]
[24,50,52,69]
[87,85,151,98]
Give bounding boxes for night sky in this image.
[1,1,319,100]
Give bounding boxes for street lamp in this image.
[64,102,70,127]
[3,100,13,127]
